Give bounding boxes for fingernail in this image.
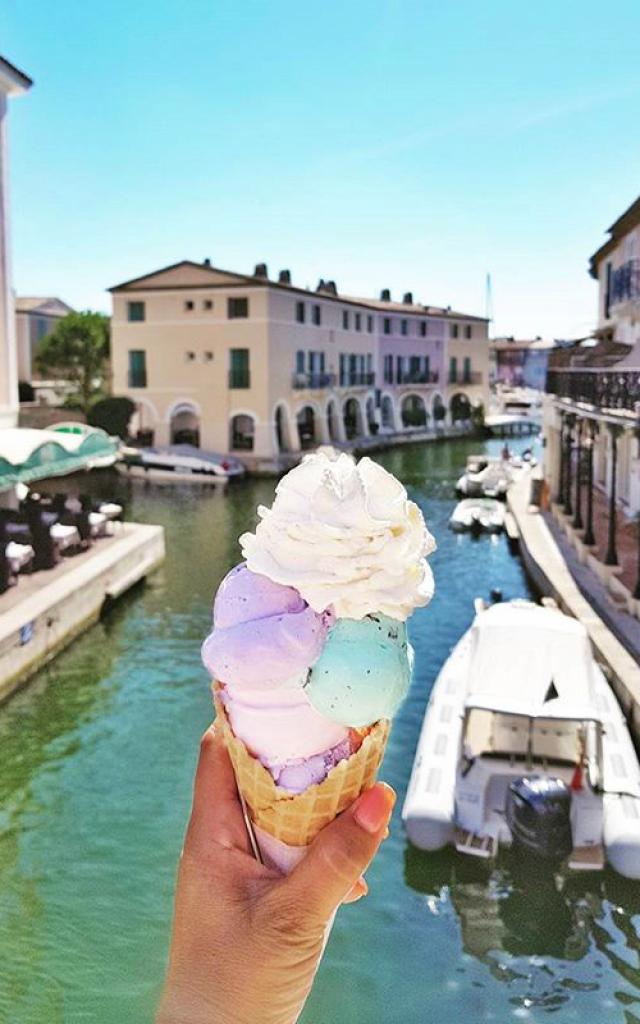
[382,827,390,840]
[354,784,396,834]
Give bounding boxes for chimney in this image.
[316,279,326,292]
[278,269,291,284]
[254,262,268,278]
[325,280,337,295]
[203,258,211,267]
[403,291,413,305]
[380,288,391,302]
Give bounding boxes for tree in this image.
[88,396,135,439]
[35,311,110,413]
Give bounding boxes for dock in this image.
[0,522,165,704]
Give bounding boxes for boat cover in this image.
[465,602,601,722]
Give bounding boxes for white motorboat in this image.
[117,444,245,483]
[450,498,505,534]
[402,599,640,879]
[456,456,511,498]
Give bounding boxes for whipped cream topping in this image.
[240,452,436,620]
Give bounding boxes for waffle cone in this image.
[214,691,390,847]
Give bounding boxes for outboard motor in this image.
[506,776,572,860]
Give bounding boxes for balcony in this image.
[128,370,147,388]
[546,368,640,412]
[337,372,376,388]
[228,369,251,389]
[292,372,336,390]
[610,259,640,309]
[449,371,483,386]
[397,371,439,386]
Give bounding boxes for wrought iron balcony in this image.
[610,259,640,308]
[546,368,640,412]
[337,372,376,388]
[397,371,439,386]
[449,370,483,385]
[228,369,251,389]
[292,372,336,389]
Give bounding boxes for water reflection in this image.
[404,844,640,1014]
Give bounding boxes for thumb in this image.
[280,783,395,923]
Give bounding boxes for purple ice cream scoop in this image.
[201,563,333,690]
[271,738,353,793]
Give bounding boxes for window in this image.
[450,323,459,339]
[383,318,391,335]
[420,321,427,337]
[231,414,255,451]
[449,356,457,383]
[204,351,213,362]
[464,324,472,339]
[605,262,612,319]
[35,316,49,341]
[229,348,250,388]
[339,353,347,386]
[424,355,430,378]
[228,297,249,319]
[127,301,145,322]
[312,304,321,326]
[463,356,471,382]
[184,300,194,312]
[367,315,373,333]
[186,351,196,362]
[396,355,403,383]
[401,319,408,336]
[128,350,147,387]
[204,299,213,311]
[355,313,361,332]
[384,355,393,383]
[296,350,305,374]
[296,301,306,323]
[343,310,350,330]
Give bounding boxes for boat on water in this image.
[450,498,505,534]
[116,444,245,483]
[402,599,640,879]
[455,453,535,499]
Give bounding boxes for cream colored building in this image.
[109,260,489,462]
[0,56,32,428]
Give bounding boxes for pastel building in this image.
[109,260,489,462]
[15,296,74,382]
[0,56,32,428]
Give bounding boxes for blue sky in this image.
[3,0,640,337]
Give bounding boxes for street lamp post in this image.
[583,419,598,547]
[573,417,584,530]
[604,424,621,566]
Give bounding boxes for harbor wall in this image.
[508,476,640,743]
[0,522,165,704]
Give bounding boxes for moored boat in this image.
[449,498,505,534]
[402,599,640,879]
[116,444,245,483]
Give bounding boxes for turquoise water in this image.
[1,438,639,1024]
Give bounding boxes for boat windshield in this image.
[463,708,602,780]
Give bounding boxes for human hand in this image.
[156,726,395,1024]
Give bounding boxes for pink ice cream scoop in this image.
[201,563,332,690]
[202,564,350,786]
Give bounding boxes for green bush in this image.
[88,396,136,439]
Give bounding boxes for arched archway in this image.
[274,403,293,453]
[129,397,158,444]
[366,396,377,434]
[380,394,395,431]
[326,399,340,443]
[450,392,472,423]
[297,405,317,450]
[230,413,255,451]
[401,394,428,429]
[170,402,200,446]
[432,393,446,428]
[343,397,363,440]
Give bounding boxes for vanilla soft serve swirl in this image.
[240,451,436,621]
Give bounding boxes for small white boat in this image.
[450,498,505,534]
[117,444,245,483]
[456,456,511,498]
[402,599,640,879]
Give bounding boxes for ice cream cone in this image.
[213,689,390,850]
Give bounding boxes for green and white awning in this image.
[0,426,118,491]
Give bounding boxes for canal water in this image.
[1,437,639,1024]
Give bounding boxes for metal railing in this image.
[610,259,640,307]
[337,372,376,387]
[449,371,482,385]
[397,371,439,385]
[546,367,640,411]
[128,371,147,388]
[292,372,336,389]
